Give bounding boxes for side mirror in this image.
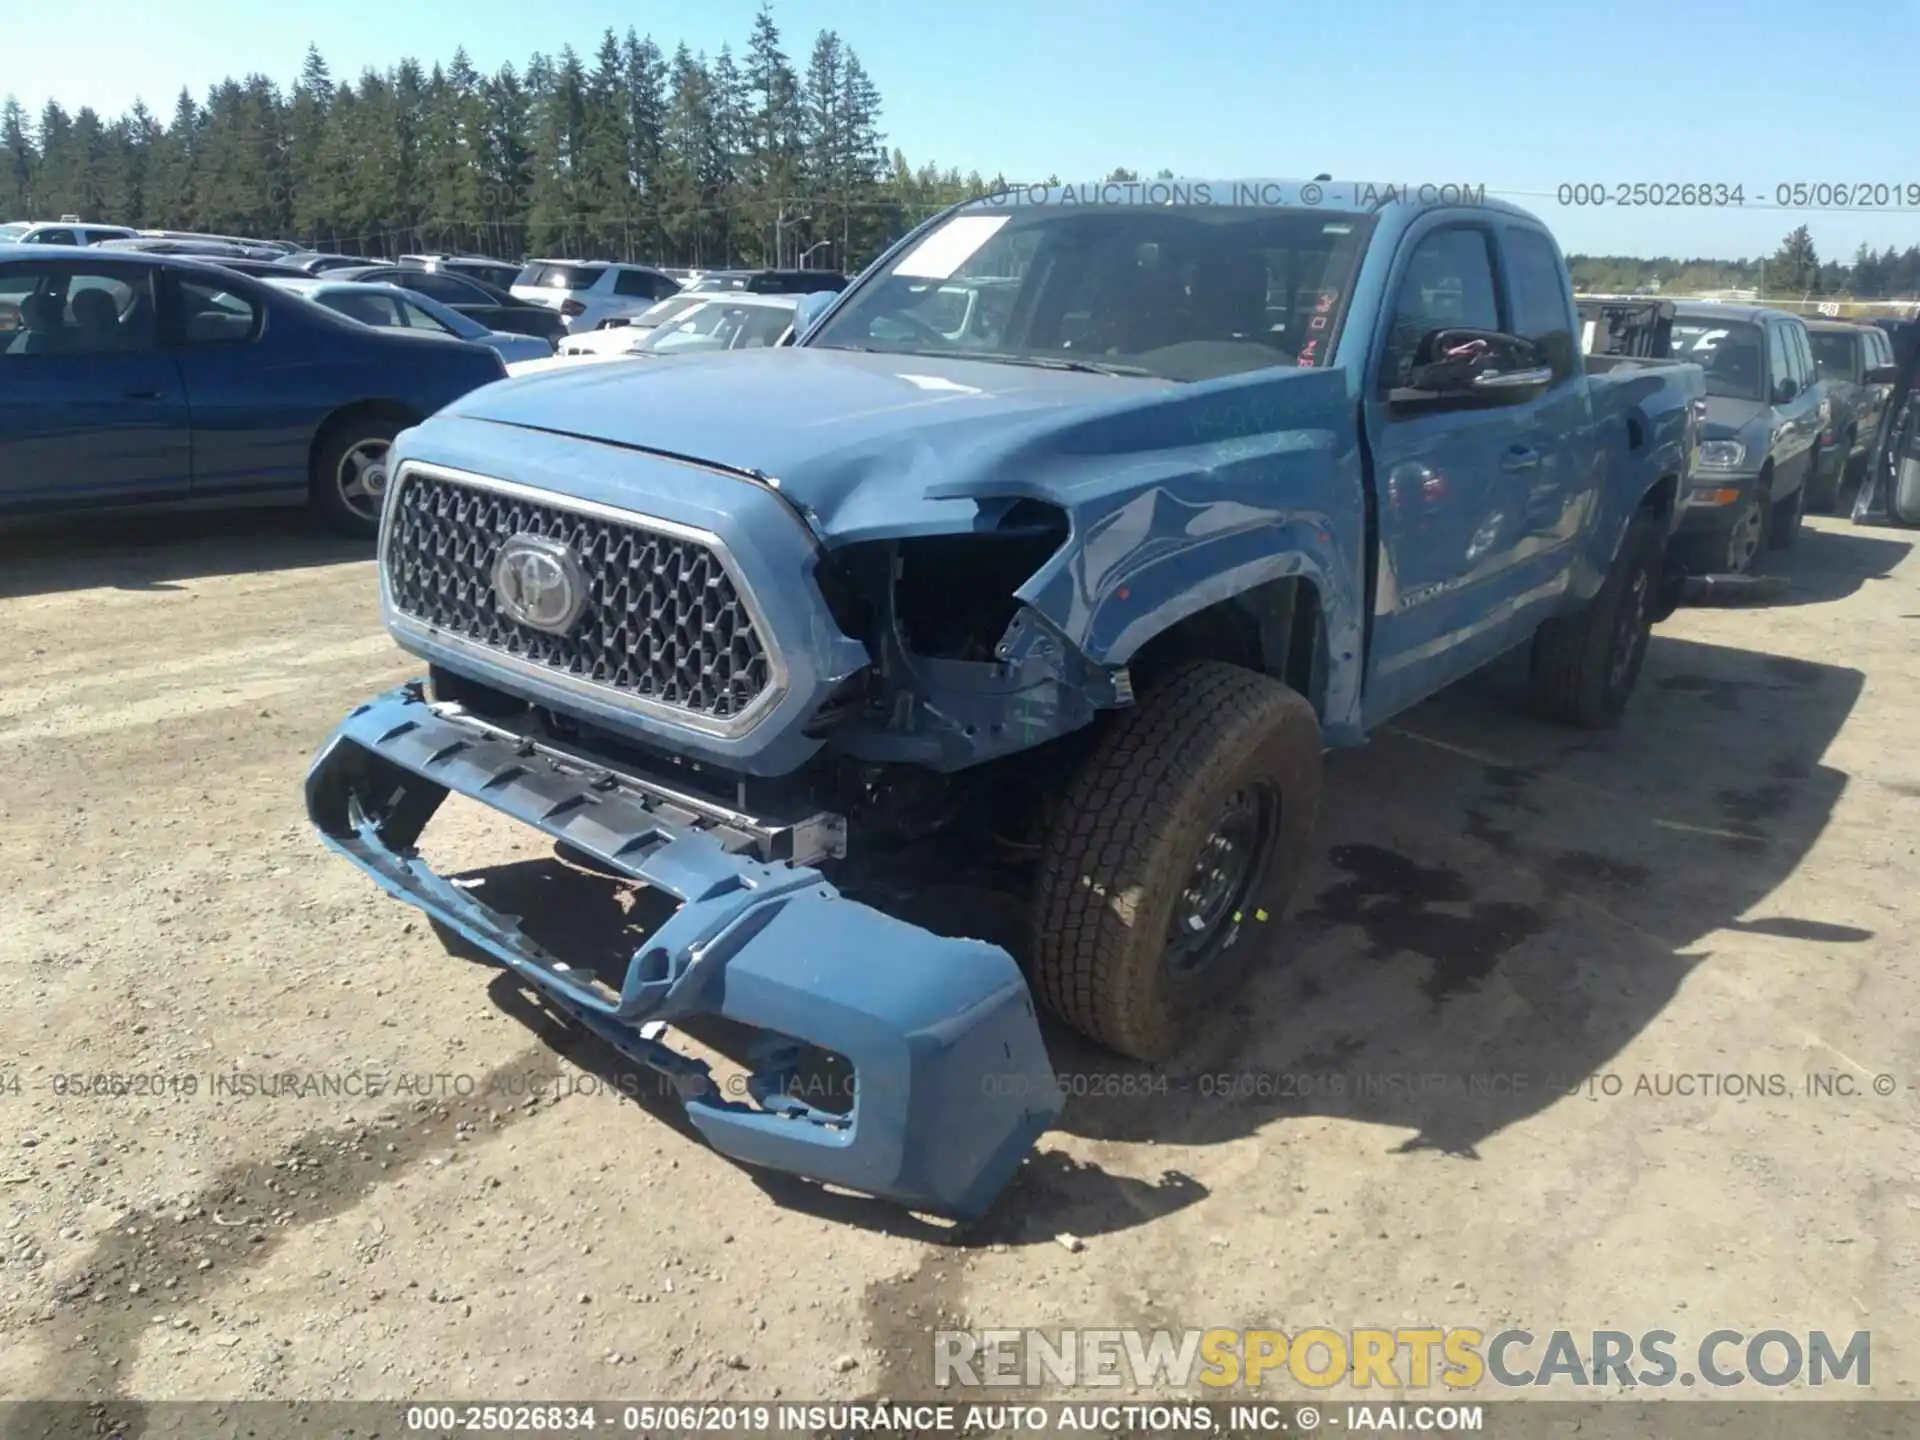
[1772,377,1799,405]
[790,289,838,341]
[1866,364,1900,386]
[1393,328,1552,405]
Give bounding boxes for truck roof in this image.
[956,178,1537,223]
[1670,301,1804,325]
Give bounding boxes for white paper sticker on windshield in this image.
[894,215,1011,280]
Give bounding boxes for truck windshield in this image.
[1669,319,1764,401]
[809,204,1375,383]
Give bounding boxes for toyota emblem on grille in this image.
[492,534,588,634]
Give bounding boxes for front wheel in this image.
[311,417,404,538]
[1806,435,1847,513]
[1527,512,1664,728]
[1724,478,1771,574]
[1769,480,1804,550]
[1029,661,1322,1062]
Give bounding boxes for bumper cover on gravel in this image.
[305,683,1062,1218]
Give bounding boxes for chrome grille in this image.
[385,469,775,724]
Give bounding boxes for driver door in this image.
[0,259,191,513]
[1361,222,1535,723]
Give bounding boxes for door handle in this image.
[122,390,165,401]
[1501,446,1541,472]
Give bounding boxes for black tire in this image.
[1030,661,1322,1062]
[1724,473,1771,574]
[1807,435,1847,513]
[1527,512,1663,728]
[1769,479,1804,550]
[311,415,404,538]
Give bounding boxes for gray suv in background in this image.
[1806,319,1900,511]
[1668,302,1830,573]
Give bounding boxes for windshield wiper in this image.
[960,352,1159,378]
[810,342,1161,378]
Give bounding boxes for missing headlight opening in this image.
[828,499,1071,666]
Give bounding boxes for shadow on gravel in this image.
[424,857,1215,1247]
[1752,520,1913,607]
[8,1047,560,1426]
[416,629,1858,1251]
[1038,631,1860,1161]
[401,632,1862,1274]
[0,510,365,600]
[374,627,1863,1393]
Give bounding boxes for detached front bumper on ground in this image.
[304,682,1063,1219]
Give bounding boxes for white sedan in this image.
[509,293,801,376]
[264,277,554,365]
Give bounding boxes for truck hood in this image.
[436,345,1345,541]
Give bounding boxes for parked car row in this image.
[0,231,857,540]
[1580,295,1903,574]
[512,261,849,334]
[507,293,804,375]
[263,277,554,366]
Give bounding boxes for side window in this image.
[398,299,455,335]
[176,276,263,347]
[401,273,473,304]
[0,268,50,353]
[325,291,403,328]
[0,265,155,356]
[1501,227,1576,381]
[1381,227,1502,390]
[614,269,662,298]
[37,229,78,247]
[1766,324,1793,400]
[1789,324,1815,391]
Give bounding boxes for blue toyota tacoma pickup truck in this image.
[306,182,1702,1218]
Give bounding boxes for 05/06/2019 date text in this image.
[1557,181,1920,208]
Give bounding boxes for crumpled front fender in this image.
[305,683,1062,1219]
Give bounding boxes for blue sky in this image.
[12,0,1920,261]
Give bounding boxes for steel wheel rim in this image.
[1610,566,1651,691]
[1165,783,1277,975]
[336,438,393,522]
[1726,500,1764,572]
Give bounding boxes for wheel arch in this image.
[1124,573,1332,719]
[307,400,422,499]
[1638,471,1679,522]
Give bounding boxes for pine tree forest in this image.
[0,12,1010,271]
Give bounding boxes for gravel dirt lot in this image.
[0,509,1916,1410]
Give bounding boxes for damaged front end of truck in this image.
[305,302,1358,1217]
